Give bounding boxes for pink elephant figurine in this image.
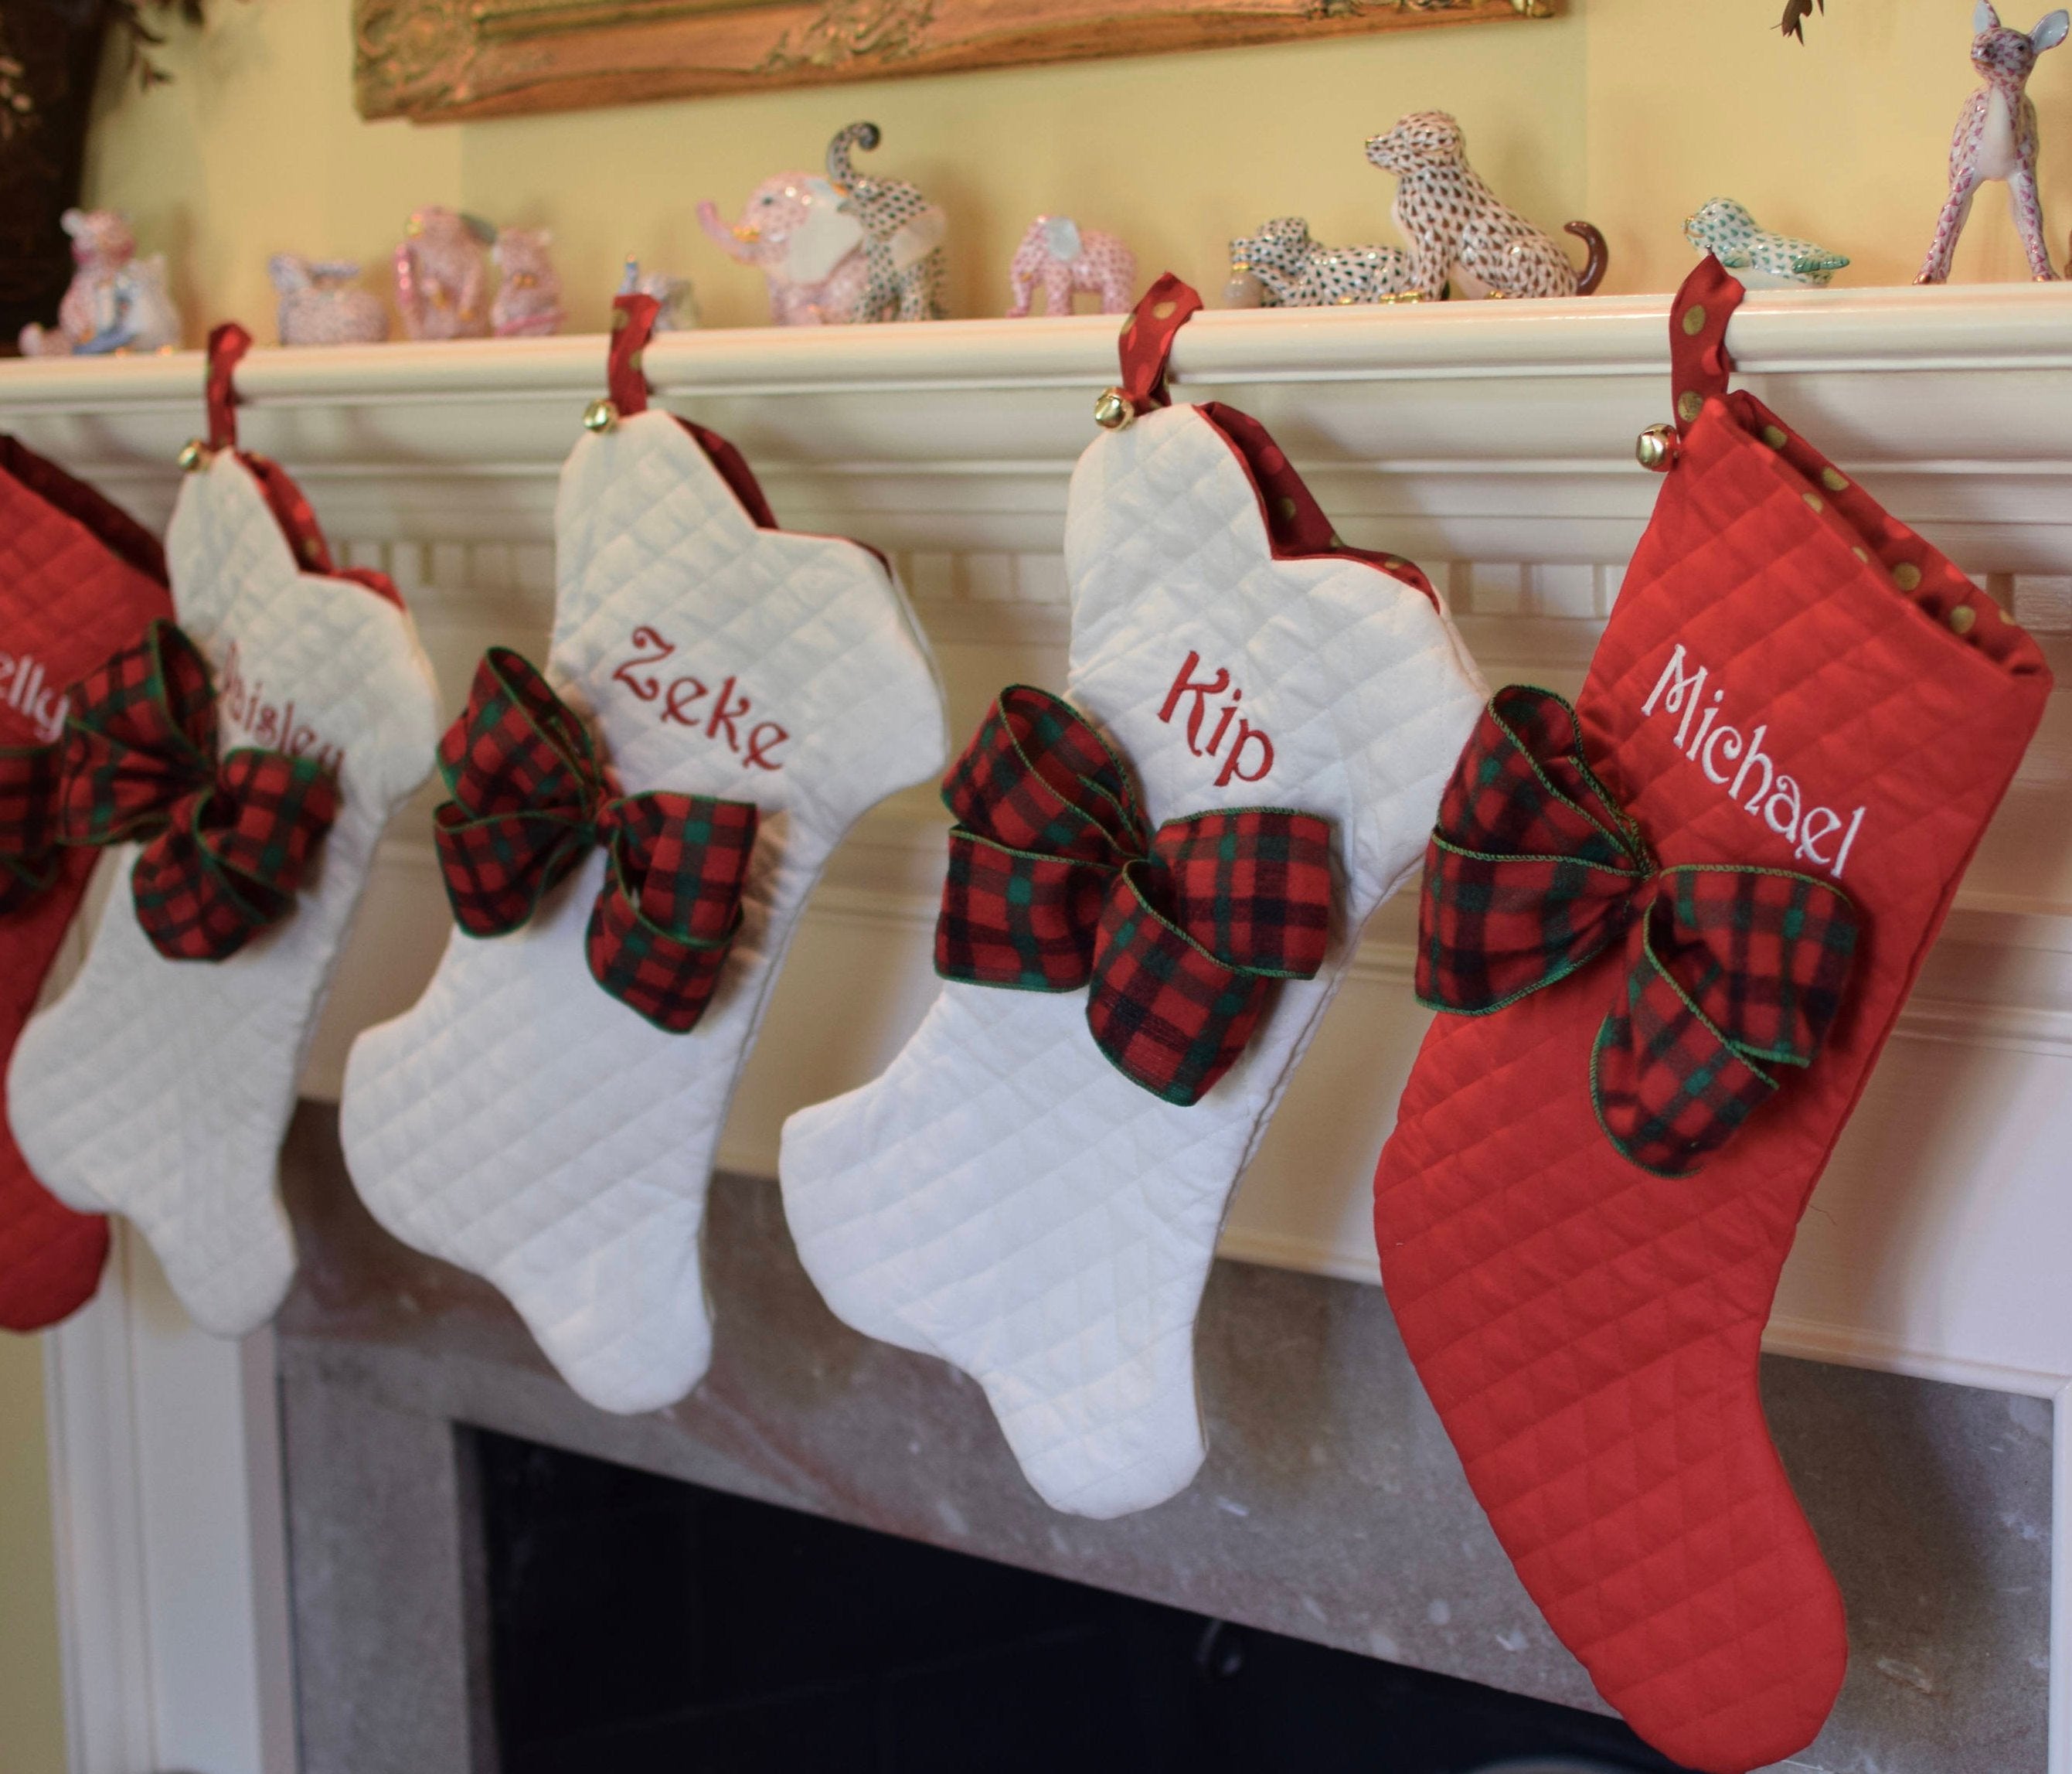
[491,227,566,337]
[1005,216,1137,316]
[696,173,868,325]
[394,206,495,341]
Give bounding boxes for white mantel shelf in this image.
[9,284,2072,1774]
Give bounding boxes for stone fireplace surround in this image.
[272,1106,2047,1774]
[10,289,2071,1774]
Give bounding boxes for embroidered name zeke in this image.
[1641,643,1865,878]
[612,625,788,771]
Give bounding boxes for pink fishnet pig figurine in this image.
[1919,1,2070,281]
[492,228,566,337]
[394,207,495,340]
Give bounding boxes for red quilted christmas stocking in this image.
[1373,257,2052,1774]
[0,439,171,1331]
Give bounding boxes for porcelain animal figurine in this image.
[825,121,948,323]
[490,228,566,337]
[18,209,179,356]
[1365,112,1608,300]
[696,174,867,325]
[1918,2,2068,282]
[618,257,699,330]
[1005,216,1135,315]
[394,206,495,341]
[269,255,390,346]
[1684,199,1849,288]
[1227,216,1419,306]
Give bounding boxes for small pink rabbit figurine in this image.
[491,228,565,337]
[1919,1,2070,282]
[394,206,495,340]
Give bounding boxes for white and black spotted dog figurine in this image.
[1227,216,1418,306]
[826,121,948,322]
[1365,111,1608,301]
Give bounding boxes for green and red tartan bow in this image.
[434,649,757,1034]
[1416,684,1860,1178]
[56,619,339,962]
[935,685,1333,1107]
[0,744,62,917]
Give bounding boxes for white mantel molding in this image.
[9,288,2072,1774]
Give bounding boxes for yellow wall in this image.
[9,5,2070,1765]
[79,0,2072,343]
[0,1336,66,1774]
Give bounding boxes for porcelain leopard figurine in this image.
[1365,111,1608,301]
[1227,216,1419,306]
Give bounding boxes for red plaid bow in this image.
[0,743,61,917]
[56,620,339,962]
[434,649,757,1033]
[935,686,1333,1107]
[1416,685,1860,1177]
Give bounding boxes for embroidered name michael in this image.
[1641,643,1865,879]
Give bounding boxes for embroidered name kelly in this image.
[0,650,66,743]
[1641,643,1865,879]
[611,625,788,772]
[1159,651,1274,788]
[218,641,345,775]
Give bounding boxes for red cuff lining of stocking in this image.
[204,321,406,610]
[1199,403,1441,611]
[1722,392,2042,676]
[0,435,168,587]
[239,452,406,610]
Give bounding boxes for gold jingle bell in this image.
[583,398,618,434]
[1093,387,1135,431]
[177,438,213,473]
[1635,424,1679,474]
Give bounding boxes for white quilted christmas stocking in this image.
[8,325,441,1336]
[341,297,947,1415]
[781,278,1486,1518]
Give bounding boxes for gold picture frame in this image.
[356,0,1552,124]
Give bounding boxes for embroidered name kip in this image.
[1642,643,1866,877]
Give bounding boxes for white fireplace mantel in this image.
[6,287,2070,1774]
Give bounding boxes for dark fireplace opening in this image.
[475,1428,1693,1774]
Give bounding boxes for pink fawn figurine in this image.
[491,228,566,337]
[1919,2,2070,282]
[394,206,495,340]
[1005,216,1136,316]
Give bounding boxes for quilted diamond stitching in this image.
[782,403,1487,1520]
[0,464,171,1328]
[6,454,441,1336]
[1373,400,2050,1774]
[340,410,947,1415]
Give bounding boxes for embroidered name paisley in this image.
[1642,642,1865,878]
[612,625,788,772]
[0,650,66,743]
[219,641,346,776]
[1159,651,1274,787]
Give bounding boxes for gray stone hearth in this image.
[270,1102,2051,1774]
